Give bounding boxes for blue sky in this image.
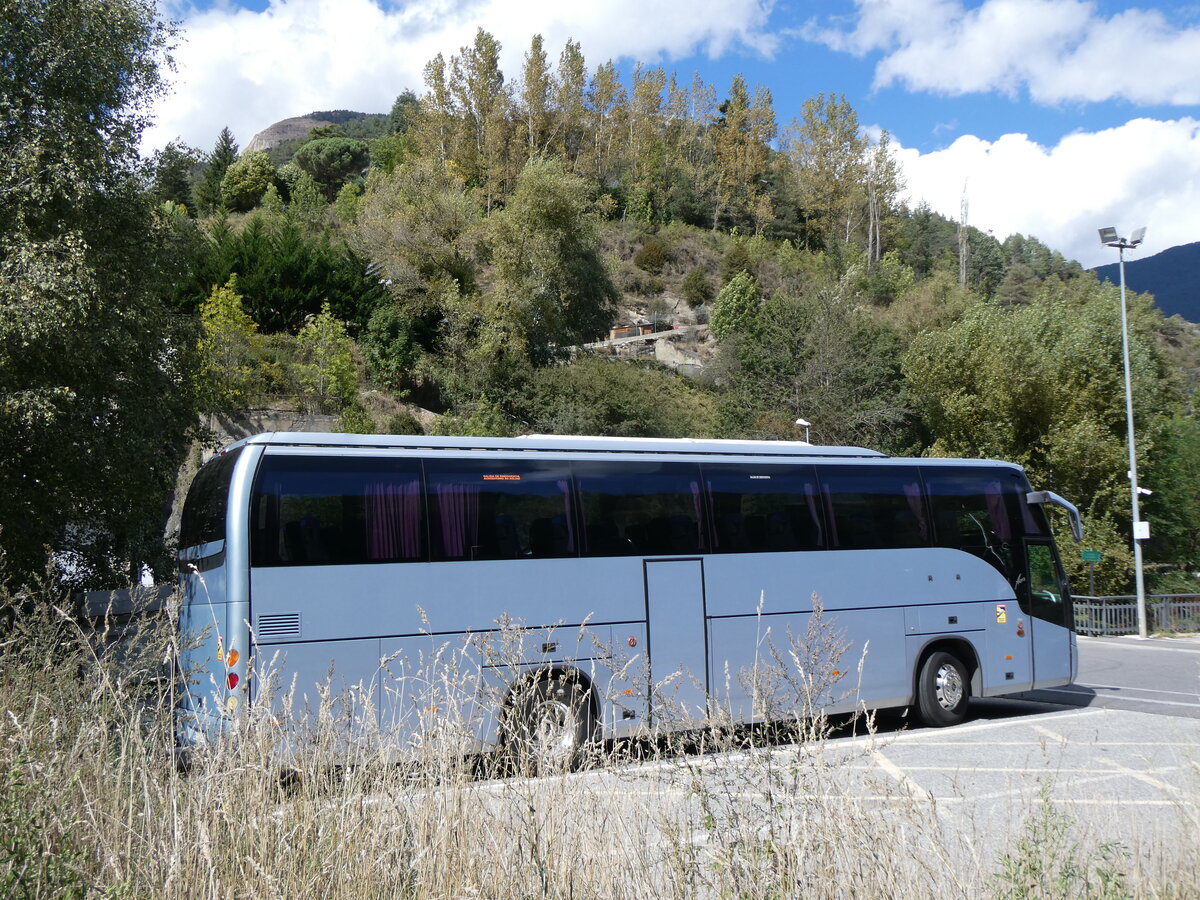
[150,0,1200,268]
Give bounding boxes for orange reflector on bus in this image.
[1005,655,1013,660]
[226,649,239,667]
[623,689,635,695]
[832,670,841,677]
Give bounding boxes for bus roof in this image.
[230,432,892,460]
[214,434,1026,471]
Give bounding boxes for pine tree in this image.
[196,126,239,214]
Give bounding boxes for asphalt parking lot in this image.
[488,637,1200,879]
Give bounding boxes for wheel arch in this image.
[503,664,602,734]
[912,636,982,702]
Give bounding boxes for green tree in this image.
[181,213,384,331]
[710,270,762,340]
[903,277,1175,590]
[487,158,619,364]
[220,149,276,212]
[196,275,264,413]
[293,137,370,199]
[196,126,239,213]
[712,75,775,232]
[517,34,555,155]
[148,141,202,212]
[789,93,868,254]
[554,39,587,170]
[717,283,911,449]
[355,158,480,323]
[0,0,196,584]
[292,303,358,414]
[448,28,513,211]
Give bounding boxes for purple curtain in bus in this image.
[435,482,480,558]
[366,479,421,561]
[985,481,1013,541]
[904,480,930,541]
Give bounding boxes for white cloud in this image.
[147,0,776,152]
[809,0,1200,105]
[894,117,1200,267]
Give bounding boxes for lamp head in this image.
[1130,226,1146,246]
[1098,226,1119,245]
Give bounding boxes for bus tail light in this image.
[228,672,239,690]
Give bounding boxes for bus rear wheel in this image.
[916,650,969,727]
[506,676,595,775]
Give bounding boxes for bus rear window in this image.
[180,447,243,549]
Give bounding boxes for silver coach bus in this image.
[176,433,1081,763]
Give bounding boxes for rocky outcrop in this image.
[245,115,336,153]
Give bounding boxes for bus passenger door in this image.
[645,559,709,724]
[1022,541,1074,686]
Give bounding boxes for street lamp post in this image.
[1098,225,1149,639]
[794,418,811,443]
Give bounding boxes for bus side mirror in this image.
[1026,491,1083,543]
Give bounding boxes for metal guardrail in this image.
[1072,594,1200,637]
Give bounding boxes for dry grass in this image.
[2,581,1197,899]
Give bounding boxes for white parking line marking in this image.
[1074,682,1200,697]
[1097,759,1181,794]
[1078,639,1200,655]
[1040,688,1200,709]
[870,748,937,806]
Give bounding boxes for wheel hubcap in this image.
[532,698,576,761]
[934,664,964,710]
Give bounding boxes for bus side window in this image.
[702,464,824,553]
[425,459,576,562]
[923,467,1022,589]
[818,466,929,550]
[575,462,705,557]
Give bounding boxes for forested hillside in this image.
[1093,241,1200,322]
[4,11,1200,596]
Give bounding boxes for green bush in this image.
[634,236,670,275]
[681,268,714,307]
[384,409,424,435]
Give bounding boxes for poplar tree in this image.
[518,34,555,156]
[555,40,587,171]
[790,93,868,251]
[585,60,626,188]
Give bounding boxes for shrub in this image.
[634,236,670,275]
[681,267,714,307]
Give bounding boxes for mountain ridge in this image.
[1092,241,1200,322]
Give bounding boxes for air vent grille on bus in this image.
[256,612,301,639]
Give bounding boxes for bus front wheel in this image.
[916,651,969,727]
[506,676,595,774]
